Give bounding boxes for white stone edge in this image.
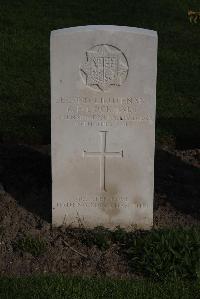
[51,25,157,38]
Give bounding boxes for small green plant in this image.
[112,226,128,243]
[80,226,112,250]
[14,235,47,257]
[123,228,200,281]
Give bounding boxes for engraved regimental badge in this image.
[80,44,128,91]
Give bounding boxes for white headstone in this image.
[51,25,157,229]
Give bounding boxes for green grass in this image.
[0,0,200,146]
[0,275,199,299]
[122,227,200,280]
[2,228,200,297]
[78,226,200,281]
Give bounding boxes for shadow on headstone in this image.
[0,144,199,223]
[0,144,51,222]
[155,148,200,220]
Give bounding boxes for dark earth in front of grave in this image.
[0,143,199,277]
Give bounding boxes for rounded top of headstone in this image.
[51,25,157,37]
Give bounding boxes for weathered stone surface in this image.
[51,25,157,229]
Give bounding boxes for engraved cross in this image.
[83,131,123,192]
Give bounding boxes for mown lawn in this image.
[0,276,200,299]
[0,0,200,146]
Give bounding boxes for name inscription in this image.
[55,96,153,127]
[54,196,152,209]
